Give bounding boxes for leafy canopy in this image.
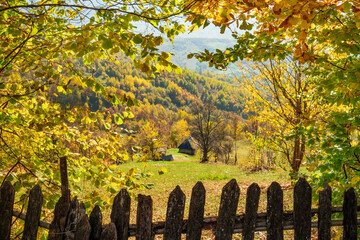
[0,0,196,219]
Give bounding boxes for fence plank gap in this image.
[0,181,15,240]
[22,185,43,240]
[318,184,332,240]
[186,181,206,240]
[242,183,260,240]
[164,185,186,240]
[267,182,283,240]
[101,223,117,240]
[294,177,312,240]
[90,205,103,240]
[111,189,131,240]
[343,187,357,240]
[215,179,240,240]
[136,194,153,240]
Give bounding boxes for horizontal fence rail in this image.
[0,178,359,239]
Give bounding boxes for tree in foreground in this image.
[242,58,323,174]
[0,0,196,225]
[187,0,360,199]
[191,102,224,163]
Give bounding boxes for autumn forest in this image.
[1,0,360,238]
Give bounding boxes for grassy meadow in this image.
[114,147,293,224]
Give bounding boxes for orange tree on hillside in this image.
[187,0,360,198]
[0,0,197,226]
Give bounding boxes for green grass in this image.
[112,157,292,224]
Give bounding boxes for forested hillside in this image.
[55,56,244,116]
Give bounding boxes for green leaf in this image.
[102,39,113,50]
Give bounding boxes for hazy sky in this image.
[178,25,234,39]
[136,20,235,40]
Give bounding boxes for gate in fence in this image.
[0,178,358,240]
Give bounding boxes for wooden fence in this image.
[0,178,359,240]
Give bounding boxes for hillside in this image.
[58,56,245,116]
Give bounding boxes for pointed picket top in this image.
[22,184,43,240]
[136,194,153,240]
[243,183,260,240]
[215,179,240,240]
[90,205,103,240]
[343,187,357,240]
[111,189,131,240]
[187,181,206,240]
[318,184,332,240]
[0,181,15,240]
[164,185,186,240]
[267,182,283,240]
[294,178,311,240]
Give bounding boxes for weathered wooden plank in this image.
[74,211,91,240]
[60,156,70,200]
[215,179,240,240]
[90,205,103,240]
[243,183,260,240]
[111,189,131,240]
[343,187,357,240]
[22,185,43,240]
[0,181,15,240]
[136,194,153,240]
[186,181,206,240]
[266,182,283,240]
[101,223,117,240]
[48,192,71,240]
[294,178,312,240]
[318,184,331,240]
[164,186,186,240]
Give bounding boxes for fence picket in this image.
[136,194,153,240]
[266,182,283,240]
[164,186,186,240]
[318,184,331,240]
[215,179,240,240]
[90,205,103,240]
[242,183,260,240]
[343,187,357,240]
[74,211,91,240]
[294,178,312,240]
[48,194,71,240]
[111,189,131,240]
[101,223,117,240]
[22,185,43,240]
[0,181,15,240]
[186,181,206,240]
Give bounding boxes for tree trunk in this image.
[201,148,209,163]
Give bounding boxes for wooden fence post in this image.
[111,189,131,240]
[267,182,283,240]
[294,178,312,240]
[164,186,186,240]
[186,181,206,240]
[90,205,103,240]
[243,183,260,240]
[343,187,357,240]
[0,181,15,240]
[136,194,153,240]
[215,179,240,240]
[318,184,331,240]
[22,185,43,240]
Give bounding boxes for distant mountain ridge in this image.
[159,38,241,76]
